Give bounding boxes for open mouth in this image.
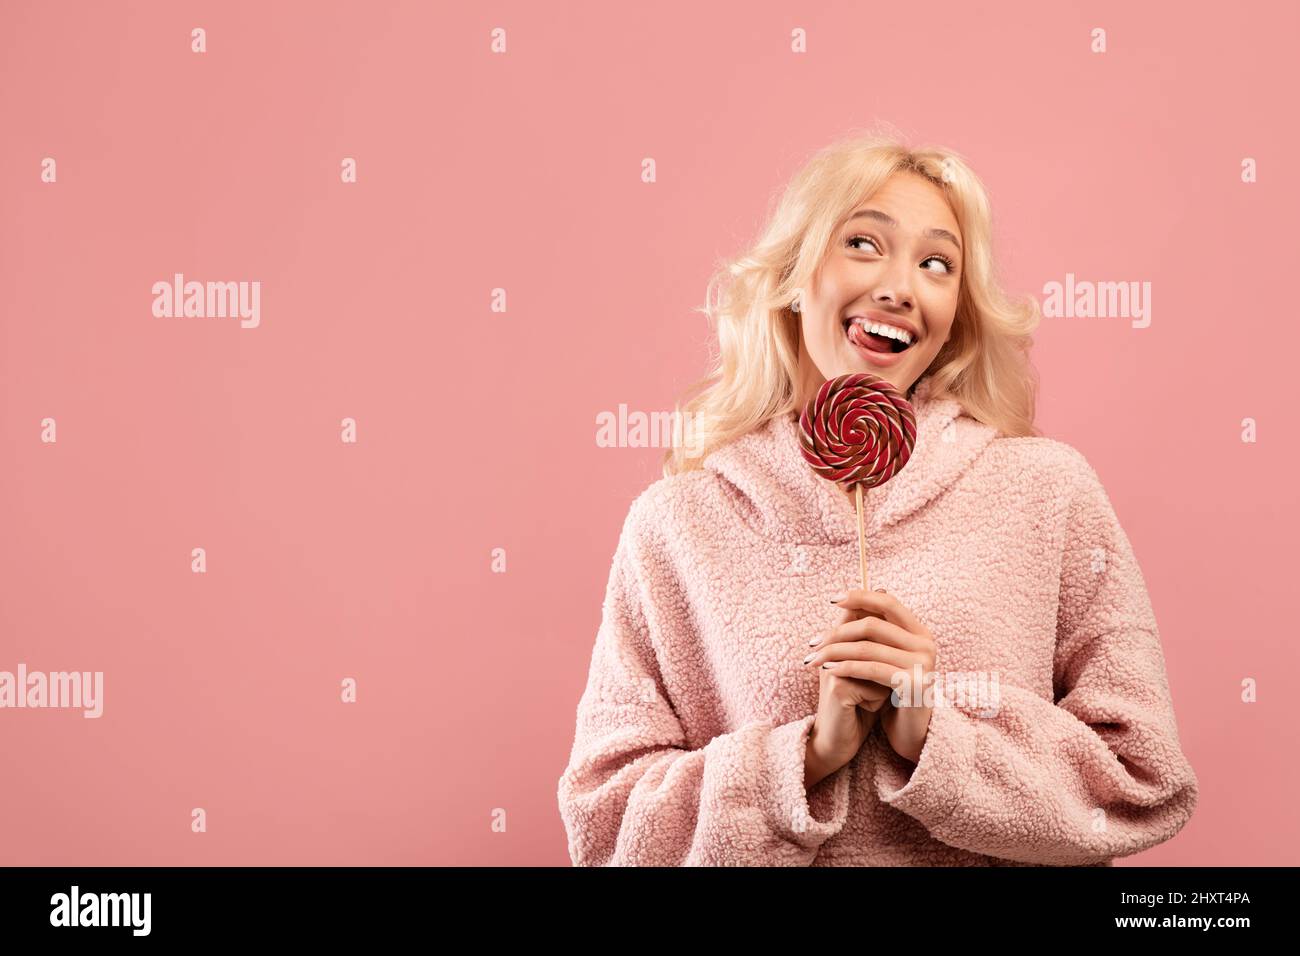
[843,316,917,354]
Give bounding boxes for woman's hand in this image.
[805,587,937,765]
[803,601,895,787]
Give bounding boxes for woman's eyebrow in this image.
[846,208,962,252]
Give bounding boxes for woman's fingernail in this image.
[808,636,822,646]
[802,653,815,665]
[828,593,847,603]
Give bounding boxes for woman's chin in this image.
[837,343,915,393]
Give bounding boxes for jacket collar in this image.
[701,375,999,544]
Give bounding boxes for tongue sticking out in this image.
[847,322,896,354]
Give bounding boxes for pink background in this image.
[2,0,1296,865]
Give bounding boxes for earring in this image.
[791,297,801,314]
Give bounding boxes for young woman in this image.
[556,131,1199,866]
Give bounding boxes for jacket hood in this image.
[701,375,1000,545]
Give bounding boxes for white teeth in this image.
[849,317,914,345]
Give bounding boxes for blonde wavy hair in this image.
[663,126,1042,478]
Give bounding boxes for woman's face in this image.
[795,172,963,406]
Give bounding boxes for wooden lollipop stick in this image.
[856,483,868,591]
[797,373,916,599]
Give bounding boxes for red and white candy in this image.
[798,372,917,492]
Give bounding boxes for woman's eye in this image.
[847,235,956,275]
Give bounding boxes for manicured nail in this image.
[821,661,837,669]
[802,653,815,665]
[808,636,822,646]
[828,593,847,603]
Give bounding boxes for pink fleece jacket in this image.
[557,375,1199,866]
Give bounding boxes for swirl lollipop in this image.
[799,372,917,589]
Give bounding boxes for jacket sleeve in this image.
[868,449,1199,865]
[557,494,852,866]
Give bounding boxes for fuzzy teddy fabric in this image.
[557,375,1199,866]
